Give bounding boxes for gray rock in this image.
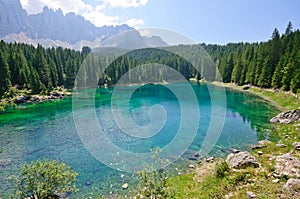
[122,183,128,189]
[0,159,11,168]
[276,143,287,148]
[206,157,214,162]
[188,151,199,160]
[251,144,266,150]
[14,95,27,104]
[270,108,300,124]
[246,191,257,199]
[226,151,260,169]
[257,140,272,145]
[274,154,300,178]
[292,142,300,150]
[283,178,300,198]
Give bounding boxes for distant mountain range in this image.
[0,0,168,50]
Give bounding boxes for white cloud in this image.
[124,18,144,29]
[20,0,147,28]
[83,11,119,27]
[102,0,149,8]
[20,0,91,14]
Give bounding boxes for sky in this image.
[20,0,300,44]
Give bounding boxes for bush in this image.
[137,148,174,198]
[215,161,230,179]
[16,160,78,199]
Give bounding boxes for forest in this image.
[0,22,299,98]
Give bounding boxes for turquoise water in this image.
[0,83,279,197]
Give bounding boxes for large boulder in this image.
[274,153,300,178]
[270,108,300,124]
[226,151,260,169]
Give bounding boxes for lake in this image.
[0,83,280,197]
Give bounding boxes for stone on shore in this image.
[274,153,300,178]
[270,108,300,124]
[226,151,260,169]
[292,142,300,150]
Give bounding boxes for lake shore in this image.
[210,81,300,111]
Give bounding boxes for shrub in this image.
[137,148,174,198]
[16,160,78,199]
[215,161,230,179]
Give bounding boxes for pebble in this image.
[246,191,257,199]
[122,183,128,189]
[273,179,280,183]
[206,157,214,162]
[257,151,263,156]
[188,164,195,169]
[276,143,287,148]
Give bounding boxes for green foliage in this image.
[215,161,230,179]
[0,22,300,98]
[16,160,78,199]
[203,22,300,93]
[137,148,174,199]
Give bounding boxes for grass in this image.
[248,87,300,111]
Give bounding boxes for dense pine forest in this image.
[202,22,300,93]
[0,22,299,99]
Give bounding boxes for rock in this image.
[188,151,199,160]
[270,108,300,124]
[292,142,300,150]
[272,179,280,183]
[85,180,93,186]
[222,148,240,154]
[251,145,266,150]
[276,143,287,148]
[0,159,11,167]
[257,140,272,145]
[257,151,263,156]
[30,96,40,102]
[14,95,27,104]
[206,157,214,162]
[242,86,250,90]
[226,151,260,169]
[283,178,300,198]
[274,154,300,178]
[188,164,195,169]
[122,183,128,189]
[246,191,257,199]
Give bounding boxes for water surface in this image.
[0,83,279,197]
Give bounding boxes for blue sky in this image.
[20,0,300,44]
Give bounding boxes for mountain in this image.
[0,0,31,37]
[0,0,168,49]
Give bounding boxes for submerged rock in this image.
[188,151,199,161]
[226,151,260,169]
[0,158,11,168]
[122,183,128,189]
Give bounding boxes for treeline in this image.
[0,41,91,96]
[0,22,299,98]
[202,22,300,93]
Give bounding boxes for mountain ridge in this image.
[0,0,168,50]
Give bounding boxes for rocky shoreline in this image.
[0,88,72,109]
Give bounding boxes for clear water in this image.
[0,83,280,197]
